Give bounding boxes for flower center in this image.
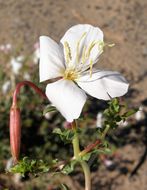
[63,68,79,81]
[63,32,106,79]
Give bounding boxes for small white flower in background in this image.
[5,158,13,171]
[0,44,5,51]
[5,43,12,51]
[2,80,11,94]
[96,112,103,128]
[33,42,40,64]
[135,106,144,121]
[104,159,113,167]
[118,120,128,127]
[44,112,52,120]
[39,24,129,122]
[0,43,12,53]
[23,72,31,80]
[10,55,24,75]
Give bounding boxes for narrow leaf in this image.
[43,105,57,115]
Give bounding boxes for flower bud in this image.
[9,105,21,163]
[9,81,46,163]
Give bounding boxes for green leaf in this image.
[53,128,74,143]
[60,184,70,190]
[110,98,120,113]
[102,98,138,130]
[103,109,110,117]
[103,148,112,154]
[62,160,77,175]
[9,157,50,176]
[53,128,62,135]
[43,105,57,115]
[114,115,122,122]
[88,148,112,156]
[81,152,91,161]
[122,108,138,118]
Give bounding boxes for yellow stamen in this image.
[64,41,72,64]
[107,43,115,47]
[98,41,105,53]
[76,32,87,64]
[63,68,79,81]
[86,41,98,58]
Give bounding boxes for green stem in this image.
[72,121,91,190]
[101,124,110,140]
[72,130,80,158]
[81,161,91,190]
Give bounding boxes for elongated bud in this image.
[9,81,46,163]
[10,104,21,163]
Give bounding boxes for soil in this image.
[0,0,147,190]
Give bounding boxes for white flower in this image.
[23,72,31,80]
[0,43,12,53]
[10,56,24,75]
[6,43,12,50]
[44,112,52,120]
[118,120,128,127]
[5,158,13,170]
[96,112,103,128]
[39,24,129,122]
[104,159,113,167]
[135,106,144,121]
[0,45,5,51]
[2,80,11,94]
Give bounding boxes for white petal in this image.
[39,36,65,82]
[77,71,129,100]
[60,24,103,68]
[46,79,87,122]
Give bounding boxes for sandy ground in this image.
[0,0,147,190]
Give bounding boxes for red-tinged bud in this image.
[10,104,21,163]
[9,81,47,163]
[63,121,72,129]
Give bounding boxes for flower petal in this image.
[77,71,129,100]
[39,36,65,82]
[60,24,103,68]
[46,79,87,122]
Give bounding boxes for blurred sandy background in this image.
[0,0,147,190]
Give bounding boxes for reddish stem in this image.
[12,81,47,106]
[80,140,101,156]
